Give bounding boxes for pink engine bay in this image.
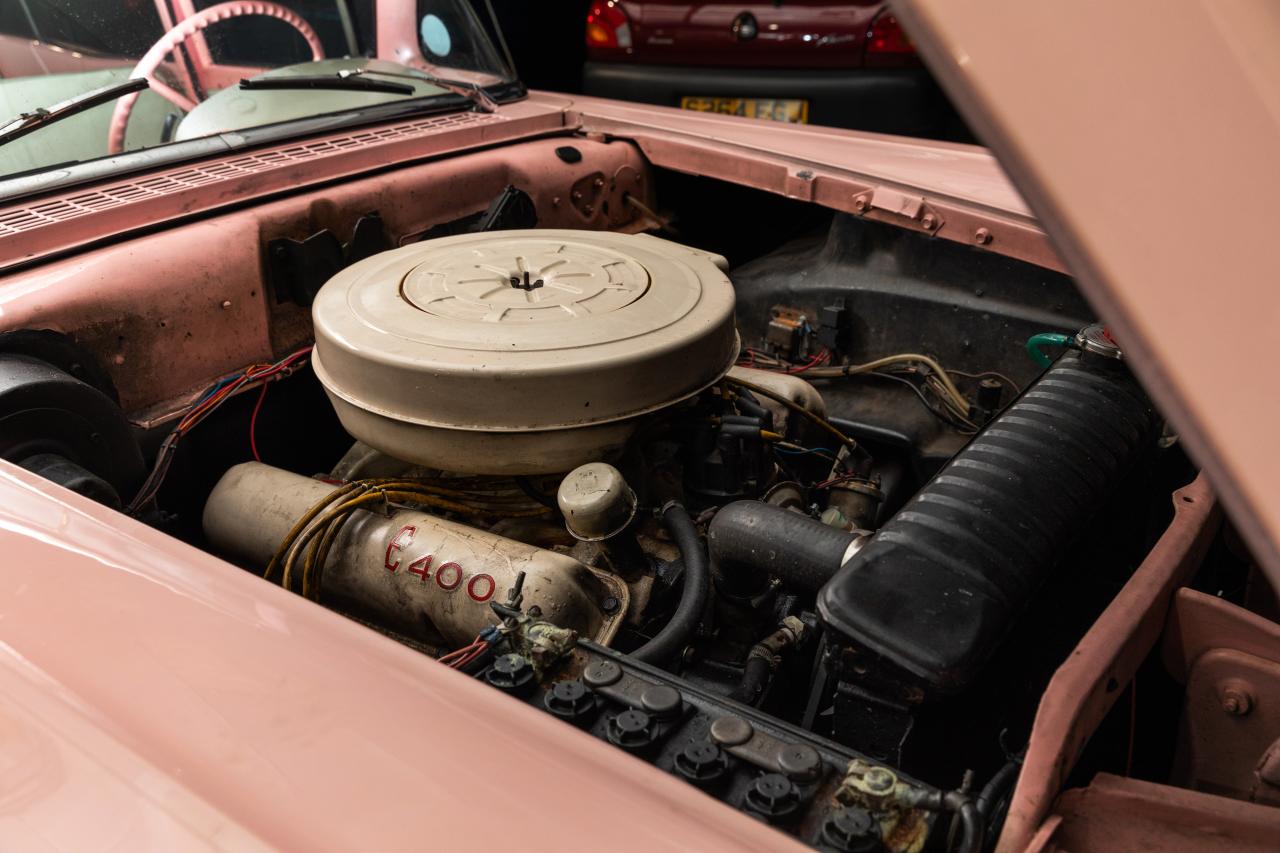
[0,87,1276,853]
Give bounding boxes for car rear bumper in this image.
[582,62,959,138]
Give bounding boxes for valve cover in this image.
[311,230,738,474]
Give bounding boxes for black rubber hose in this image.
[976,759,1020,819]
[708,501,859,598]
[927,791,984,853]
[976,758,1021,842]
[955,801,985,853]
[730,655,772,705]
[630,503,710,668]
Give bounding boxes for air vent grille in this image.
[0,111,499,236]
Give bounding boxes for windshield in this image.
[0,0,516,178]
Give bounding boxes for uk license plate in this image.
[680,96,809,124]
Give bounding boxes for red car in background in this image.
[581,0,965,137]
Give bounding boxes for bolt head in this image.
[974,227,992,244]
[920,214,937,230]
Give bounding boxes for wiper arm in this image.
[239,72,415,96]
[348,68,498,113]
[0,78,149,149]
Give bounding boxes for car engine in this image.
[0,206,1188,853]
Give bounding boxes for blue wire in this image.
[774,446,835,456]
[194,374,241,404]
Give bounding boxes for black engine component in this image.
[472,184,538,232]
[0,353,144,505]
[709,500,860,598]
[267,212,390,307]
[818,349,1157,696]
[629,503,711,668]
[501,640,944,852]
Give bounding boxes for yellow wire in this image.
[723,375,858,451]
[273,479,550,596]
[804,353,970,414]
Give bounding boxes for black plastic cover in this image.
[817,351,1156,695]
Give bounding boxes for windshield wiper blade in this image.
[239,73,415,96]
[0,77,149,149]
[355,68,498,113]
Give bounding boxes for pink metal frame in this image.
[0,133,650,416]
[998,475,1220,852]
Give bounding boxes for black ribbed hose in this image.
[630,503,710,668]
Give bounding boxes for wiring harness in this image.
[127,346,314,515]
[737,346,1020,435]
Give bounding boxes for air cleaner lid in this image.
[311,230,738,433]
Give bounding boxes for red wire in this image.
[786,348,830,374]
[249,381,269,462]
[735,347,831,374]
[450,646,486,669]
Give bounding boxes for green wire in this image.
[1026,332,1073,368]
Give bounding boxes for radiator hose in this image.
[708,500,861,599]
[630,502,710,668]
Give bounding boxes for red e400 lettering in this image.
[383,525,495,602]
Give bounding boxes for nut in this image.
[1222,687,1254,716]
[974,227,992,244]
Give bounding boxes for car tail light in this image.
[865,12,918,67]
[586,1,632,51]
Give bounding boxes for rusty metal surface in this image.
[996,475,1220,853]
[893,0,1280,599]
[1163,589,1280,806]
[0,136,649,415]
[0,459,809,852]
[0,101,565,268]
[1037,773,1280,852]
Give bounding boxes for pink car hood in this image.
[893,0,1280,590]
[0,461,803,851]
